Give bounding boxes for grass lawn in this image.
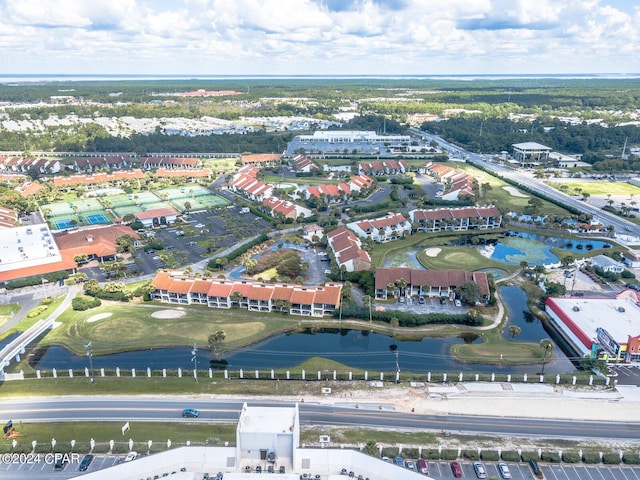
[549,181,640,197]
[0,422,236,454]
[0,296,66,341]
[416,245,517,274]
[0,303,20,316]
[40,302,293,356]
[455,163,570,215]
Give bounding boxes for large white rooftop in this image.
[238,405,296,434]
[550,290,640,344]
[0,223,61,273]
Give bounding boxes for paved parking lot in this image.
[0,454,122,479]
[383,296,465,315]
[397,460,640,480]
[610,364,640,386]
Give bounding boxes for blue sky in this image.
[1,0,639,75]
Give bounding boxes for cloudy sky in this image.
[1,0,639,76]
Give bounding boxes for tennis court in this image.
[42,198,104,217]
[86,213,110,224]
[112,205,143,218]
[52,218,74,229]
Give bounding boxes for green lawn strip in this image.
[0,295,67,341]
[0,303,20,316]
[548,181,640,197]
[455,163,569,216]
[0,422,236,453]
[452,328,550,365]
[38,302,293,356]
[300,427,440,446]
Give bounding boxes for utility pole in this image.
[85,342,94,383]
[394,349,400,383]
[191,343,198,383]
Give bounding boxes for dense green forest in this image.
[1,77,639,158]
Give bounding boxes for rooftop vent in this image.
[572,306,580,312]
[618,307,626,312]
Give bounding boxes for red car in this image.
[450,461,463,478]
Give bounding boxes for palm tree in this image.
[539,338,554,374]
[362,295,373,326]
[208,330,226,360]
[508,325,521,338]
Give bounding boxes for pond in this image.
[383,231,612,268]
[33,288,575,375]
[489,231,612,265]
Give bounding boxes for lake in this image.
[33,287,576,375]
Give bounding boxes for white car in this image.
[498,463,511,479]
[195,223,205,228]
[124,452,137,462]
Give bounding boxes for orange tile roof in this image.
[290,288,316,305]
[170,278,193,294]
[135,207,178,220]
[190,279,212,294]
[249,284,274,301]
[152,271,174,290]
[0,251,78,283]
[207,282,234,298]
[242,154,281,164]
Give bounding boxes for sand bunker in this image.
[151,309,186,319]
[502,186,529,198]
[86,312,113,323]
[424,248,442,257]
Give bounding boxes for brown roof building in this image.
[151,271,341,317]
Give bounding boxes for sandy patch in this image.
[502,186,529,198]
[477,245,495,258]
[424,248,441,257]
[151,309,186,319]
[87,312,113,323]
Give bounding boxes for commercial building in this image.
[151,271,342,317]
[545,290,640,362]
[134,207,179,228]
[512,142,552,167]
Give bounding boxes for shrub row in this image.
[335,306,481,327]
[5,271,69,290]
[71,296,102,311]
[208,233,269,268]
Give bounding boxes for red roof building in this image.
[151,271,341,317]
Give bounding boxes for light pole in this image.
[85,342,94,383]
[191,343,198,383]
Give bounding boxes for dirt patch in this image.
[502,186,529,198]
[151,309,186,319]
[424,248,442,257]
[86,312,113,323]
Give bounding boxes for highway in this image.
[2,397,639,441]
[409,127,638,236]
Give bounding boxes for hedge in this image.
[380,447,399,458]
[208,233,269,269]
[501,451,521,462]
[440,449,459,461]
[72,296,102,311]
[402,448,419,459]
[520,451,539,462]
[335,305,481,327]
[480,450,499,461]
[540,451,561,463]
[602,452,621,464]
[623,454,640,465]
[422,449,440,460]
[562,452,581,463]
[461,450,479,460]
[5,271,69,290]
[582,451,601,464]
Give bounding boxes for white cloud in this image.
[0,0,638,75]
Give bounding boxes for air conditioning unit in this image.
[319,435,330,443]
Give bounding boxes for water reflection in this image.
[33,287,576,374]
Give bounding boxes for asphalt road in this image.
[3,397,639,441]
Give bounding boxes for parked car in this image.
[53,457,68,471]
[79,454,94,472]
[416,458,429,475]
[454,299,462,307]
[497,462,512,479]
[182,408,199,418]
[125,451,137,462]
[450,461,462,478]
[195,223,205,228]
[405,460,416,471]
[394,456,404,467]
[473,461,487,479]
[418,296,425,304]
